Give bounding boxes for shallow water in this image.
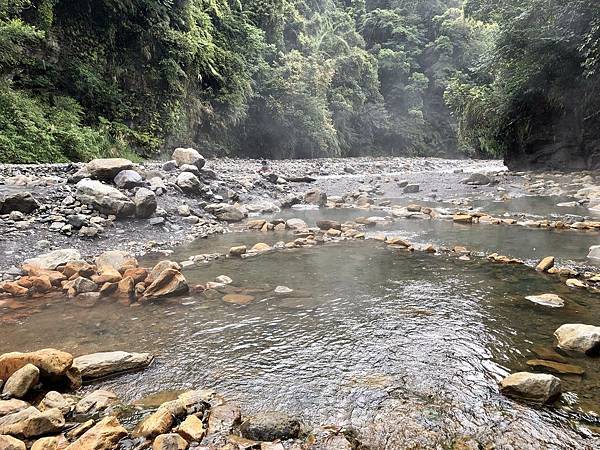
[2,232,600,447]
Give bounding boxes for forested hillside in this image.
[446,0,600,170]
[1,0,600,168]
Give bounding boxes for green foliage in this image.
[448,0,600,161]
[0,0,503,162]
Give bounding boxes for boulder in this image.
[462,173,491,185]
[75,390,118,415]
[0,192,39,214]
[229,246,247,257]
[403,184,420,193]
[72,351,153,380]
[0,435,26,450]
[239,411,301,442]
[0,349,73,381]
[65,416,127,450]
[304,189,327,206]
[134,188,157,219]
[2,364,39,399]
[172,148,205,169]
[207,204,246,222]
[75,179,135,217]
[114,170,143,189]
[31,435,69,450]
[23,250,82,271]
[176,172,202,194]
[134,400,186,439]
[68,277,98,295]
[153,433,188,450]
[0,407,65,438]
[95,251,137,275]
[86,158,133,181]
[206,404,241,435]
[316,220,341,231]
[38,392,72,415]
[0,400,30,418]
[554,324,600,355]
[175,415,204,442]
[499,372,561,404]
[535,256,555,272]
[146,261,180,284]
[285,218,308,230]
[588,245,600,261]
[250,243,271,253]
[142,269,188,301]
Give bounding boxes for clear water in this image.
[2,211,600,448]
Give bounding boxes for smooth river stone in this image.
[222,294,255,305]
[499,372,561,404]
[525,293,564,308]
[72,351,153,380]
[554,324,600,355]
[526,359,585,375]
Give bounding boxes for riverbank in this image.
[2,154,600,449]
[1,154,599,275]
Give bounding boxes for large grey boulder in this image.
[76,179,135,217]
[114,170,143,189]
[462,173,491,185]
[72,351,153,380]
[172,148,205,169]
[134,188,157,219]
[499,372,561,404]
[304,189,327,207]
[23,249,82,270]
[176,172,202,194]
[588,245,600,261]
[0,192,40,214]
[206,204,246,222]
[86,158,133,181]
[554,323,600,355]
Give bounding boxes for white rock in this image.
[23,249,82,270]
[554,324,600,354]
[525,294,564,308]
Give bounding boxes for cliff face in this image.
[503,92,600,171]
[504,138,600,171]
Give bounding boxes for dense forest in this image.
[1,0,599,168]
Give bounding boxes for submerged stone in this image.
[526,359,584,376]
[525,293,564,308]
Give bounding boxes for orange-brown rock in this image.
[91,272,122,284]
[21,267,67,287]
[0,349,73,381]
[123,268,148,284]
[141,269,188,302]
[30,276,53,294]
[65,416,127,450]
[99,282,118,297]
[60,262,96,279]
[1,282,29,297]
[118,277,135,299]
[16,278,33,289]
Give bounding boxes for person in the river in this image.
[259,160,271,174]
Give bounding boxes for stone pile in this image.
[0,249,189,305]
[0,347,354,450]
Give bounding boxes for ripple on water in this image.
[2,238,599,448]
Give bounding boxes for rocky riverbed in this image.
[2,152,600,449]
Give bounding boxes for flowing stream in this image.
[1,207,599,448]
